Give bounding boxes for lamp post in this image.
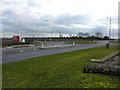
[42,19,54,38]
[51,24,54,38]
[41,19,49,37]
[66,24,73,37]
[106,17,112,39]
[113,28,114,39]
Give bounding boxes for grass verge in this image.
[14,42,40,48]
[64,42,97,44]
[14,45,30,48]
[30,41,40,46]
[3,45,119,88]
[109,40,120,44]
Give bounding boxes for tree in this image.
[69,34,73,37]
[84,33,90,38]
[104,36,109,39]
[78,32,84,37]
[90,35,95,39]
[59,34,63,38]
[95,32,102,38]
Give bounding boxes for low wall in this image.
[83,51,120,75]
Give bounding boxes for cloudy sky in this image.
[0,0,119,38]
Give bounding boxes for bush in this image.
[83,65,120,76]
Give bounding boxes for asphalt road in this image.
[2,42,119,64]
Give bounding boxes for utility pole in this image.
[109,18,111,39]
[106,17,112,39]
[113,28,114,39]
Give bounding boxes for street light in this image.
[106,17,112,39]
[51,24,54,38]
[41,19,49,37]
[42,19,54,38]
[113,28,114,39]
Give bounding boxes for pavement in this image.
[1,41,119,64]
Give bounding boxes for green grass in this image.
[30,41,40,46]
[2,45,119,88]
[14,42,40,48]
[109,40,120,44]
[14,45,30,48]
[64,42,97,44]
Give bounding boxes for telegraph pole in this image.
[106,17,112,39]
[109,18,111,39]
[113,28,114,39]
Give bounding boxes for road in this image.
[2,42,119,64]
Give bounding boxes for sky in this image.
[0,0,119,38]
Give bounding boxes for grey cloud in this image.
[97,17,118,25]
[2,10,55,35]
[55,13,93,25]
[1,1,118,37]
[0,1,20,4]
[90,26,108,35]
[1,10,111,37]
[27,0,41,7]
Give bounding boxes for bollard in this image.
[73,42,75,45]
[20,49,23,52]
[33,48,36,50]
[106,43,110,49]
[41,43,45,48]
